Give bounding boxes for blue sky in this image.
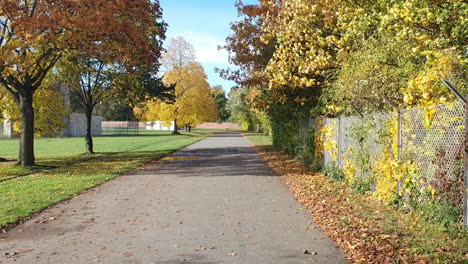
[159,0,248,92]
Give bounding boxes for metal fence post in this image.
[337,116,342,168]
[443,79,467,227]
[464,103,468,227]
[397,109,403,192]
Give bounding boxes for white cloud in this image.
[166,32,230,65]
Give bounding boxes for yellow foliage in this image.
[0,82,68,137]
[262,0,341,90]
[372,151,419,204]
[403,51,465,128]
[241,122,250,131]
[341,152,358,185]
[321,121,338,161]
[135,62,218,126]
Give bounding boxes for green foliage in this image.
[297,127,321,170]
[329,37,422,113]
[270,105,303,156]
[112,70,175,108]
[99,100,136,121]
[270,103,321,169]
[226,87,257,127]
[345,119,374,193]
[411,199,463,231]
[211,86,231,122]
[321,162,345,182]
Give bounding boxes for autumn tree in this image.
[162,37,197,71]
[96,70,175,123]
[148,36,200,133]
[216,0,281,135]
[0,0,165,165]
[258,0,467,114]
[59,56,116,154]
[135,62,218,134]
[0,0,166,162]
[218,0,276,88]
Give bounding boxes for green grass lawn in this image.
[0,131,206,227]
[243,132,272,146]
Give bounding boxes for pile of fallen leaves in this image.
[254,146,467,264]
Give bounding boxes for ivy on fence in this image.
[276,101,466,225]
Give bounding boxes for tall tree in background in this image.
[135,62,218,134]
[162,37,197,71]
[0,0,165,165]
[159,37,198,133]
[211,85,230,123]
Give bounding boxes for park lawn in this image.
[0,131,206,227]
[0,130,174,158]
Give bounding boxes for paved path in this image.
[0,133,346,264]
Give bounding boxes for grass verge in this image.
[0,131,206,228]
[192,128,246,134]
[245,134,467,264]
[242,132,272,146]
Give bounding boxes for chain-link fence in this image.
[102,121,143,136]
[293,101,466,225]
[401,101,465,190]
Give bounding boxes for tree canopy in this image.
[135,62,218,134]
[221,0,467,126]
[0,0,166,164]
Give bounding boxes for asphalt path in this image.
[0,132,347,264]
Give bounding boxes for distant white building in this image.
[62,113,103,137]
[60,84,102,137]
[146,121,175,131]
[1,118,14,138]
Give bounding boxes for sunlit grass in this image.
[0,131,206,227]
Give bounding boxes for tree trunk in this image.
[18,92,35,166]
[85,108,94,154]
[172,119,180,135]
[188,124,191,132]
